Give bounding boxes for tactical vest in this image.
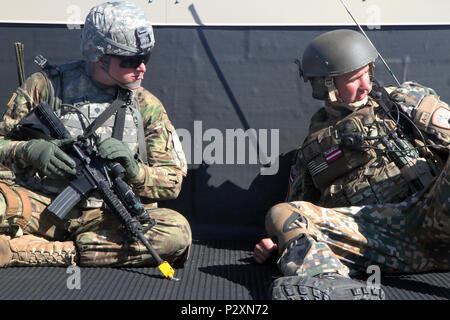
[18,61,145,208]
[300,101,440,207]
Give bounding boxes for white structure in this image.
[2,0,450,26]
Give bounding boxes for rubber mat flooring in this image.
[0,240,448,300]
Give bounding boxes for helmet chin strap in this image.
[101,55,142,90]
[324,77,340,103]
[108,75,142,90]
[324,63,374,110]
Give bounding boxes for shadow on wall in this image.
[161,150,296,240]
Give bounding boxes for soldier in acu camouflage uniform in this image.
[0,1,191,268]
[253,29,450,300]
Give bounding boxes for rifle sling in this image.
[84,98,126,139]
[112,105,126,141]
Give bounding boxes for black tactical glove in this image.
[96,137,140,179]
[22,139,77,179]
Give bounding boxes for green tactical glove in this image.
[22,139,77,179]
[96,137,140,179]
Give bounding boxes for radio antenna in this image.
[339,0,401,86]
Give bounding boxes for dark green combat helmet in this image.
[298,29,378,100]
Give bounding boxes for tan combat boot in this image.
[0,234,77,267]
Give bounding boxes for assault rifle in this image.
[13,101,178,280]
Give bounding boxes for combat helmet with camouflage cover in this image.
[298,29,378,100]
[81,0,154,61]
[80,1,154,89]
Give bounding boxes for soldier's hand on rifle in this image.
[96,137,140,180]
[22,139,77,179]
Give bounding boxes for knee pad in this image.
[265,202,309,252]
[0,183,33,236]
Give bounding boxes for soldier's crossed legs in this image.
[0,185,191,267]
[266,156,450,278]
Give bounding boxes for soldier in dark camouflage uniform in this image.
[253,29,450,300]
[0,1,191,268]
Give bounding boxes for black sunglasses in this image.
[111,53,151,69]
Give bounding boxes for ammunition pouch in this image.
[301,107,375,192]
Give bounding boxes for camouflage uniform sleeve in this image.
[128,88,187,200]
[0,72,52,171]
[389,82,450,148]
[285,147,321,203]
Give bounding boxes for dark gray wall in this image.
[1,24,450,240]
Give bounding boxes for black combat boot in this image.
[270,273,385,300]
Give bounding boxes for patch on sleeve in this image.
[431,106,450,130]
[324,146,343,163]
[7,93,17,107]
[170,128,188,175]
[307,156,329,177]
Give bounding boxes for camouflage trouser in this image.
[266,156,450,278]
[0,183,192,267]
